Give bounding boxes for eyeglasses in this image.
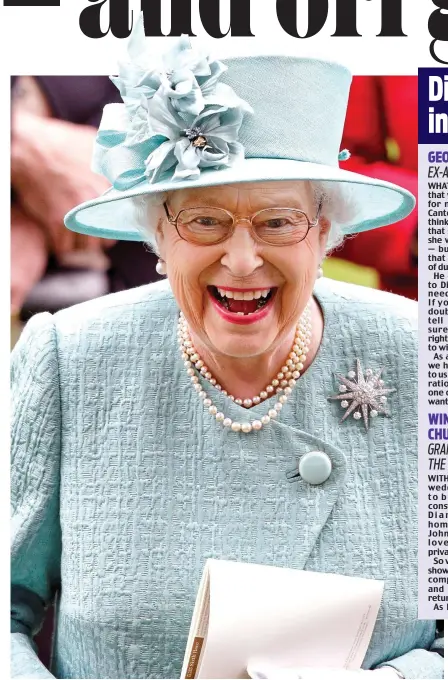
[163,200,323,247]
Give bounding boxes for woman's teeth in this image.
[216,288,271,300]
[211,286,274,315]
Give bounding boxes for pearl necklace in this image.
[178,302,312,433]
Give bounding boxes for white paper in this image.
[181,560,384,679]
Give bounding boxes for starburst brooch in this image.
[328,359,396,431]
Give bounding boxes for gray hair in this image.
[132,181,355,255]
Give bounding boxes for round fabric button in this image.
[298,451,332,485]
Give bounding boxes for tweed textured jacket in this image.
[11,277,443,679]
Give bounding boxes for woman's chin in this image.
[201,294,280,356]
[204,317,277,358]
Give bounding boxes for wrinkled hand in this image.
[246,662,401,679]
[11,110,115,257]
[11,205,48,315]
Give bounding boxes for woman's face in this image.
[155,181,330,358]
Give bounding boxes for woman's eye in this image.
[264,219,289,229]
[196,218,218,226]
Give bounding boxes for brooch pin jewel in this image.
[185,127,209,148]
[328,358,396,431]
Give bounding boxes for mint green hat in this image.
[64,17,415,242]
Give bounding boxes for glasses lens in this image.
[252,209,309,245]
[176,208,233,244]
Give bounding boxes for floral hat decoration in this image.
[64,14,415,241]
[100,15,253,188]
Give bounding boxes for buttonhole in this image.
[286,467,300,483]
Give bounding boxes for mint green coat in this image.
[11,278,443,679]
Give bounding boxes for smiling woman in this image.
[136,181,329,400]
[10,16,443,680]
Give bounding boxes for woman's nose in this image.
[220,223,264,277]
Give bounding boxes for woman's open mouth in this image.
[207,286,277,324]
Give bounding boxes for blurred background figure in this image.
[10,74,418,341]
[332,75,418,299]
[10,76,164,335]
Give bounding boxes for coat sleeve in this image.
[375,624,444,679]
[11,312,62,679]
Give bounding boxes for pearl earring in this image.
[156,259,167,275]
[317,265,324,279]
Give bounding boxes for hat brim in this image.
[64,158,415,241]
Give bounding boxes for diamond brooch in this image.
[328,359,396,431]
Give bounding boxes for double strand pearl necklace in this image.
[178,302,312,433]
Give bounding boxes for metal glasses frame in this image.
[163,200,323,246]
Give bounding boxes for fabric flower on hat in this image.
[111,13,230,119]
[110,17,162,119]
[144,92,247,182]
[94,11,252,189]
[158,35,221,117]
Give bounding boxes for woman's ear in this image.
[318,216,332,255]
[155,216,166,260]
